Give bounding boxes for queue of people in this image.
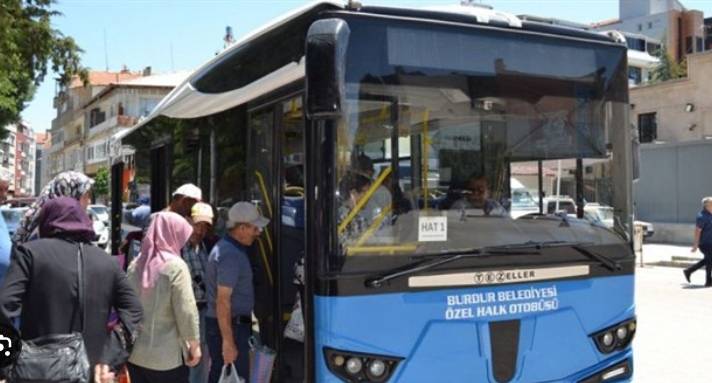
[0,171,268,383]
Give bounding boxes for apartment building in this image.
[34,132,51,194]
[82,70,187,177]
[0,122,35,197]
[593,0,706,62]
[50,67,186,179]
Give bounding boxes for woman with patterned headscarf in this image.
[13,171,95,243]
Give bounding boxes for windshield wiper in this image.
[364,241,620,288]
[365,246,541,288]
[493,240,620,271]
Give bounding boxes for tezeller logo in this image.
[474,270,537,285]
[0,323,21,368]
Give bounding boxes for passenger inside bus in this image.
[450,174,507,216]
[338,172,373,244]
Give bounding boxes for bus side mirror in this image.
[305,18,350,119]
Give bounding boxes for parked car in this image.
[510,178,539,219]
[1,207,28,239]
[88,204,110,225]
[87,209,109,249]
[584,203,655,239]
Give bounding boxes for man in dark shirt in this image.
[204,202,269,382]
[684,197,712,286]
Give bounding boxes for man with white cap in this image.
[167,183,202,218]
[182,202,214,383]
[204,202,269,383]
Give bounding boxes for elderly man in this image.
[205,202,269,382]
[182,202,214,383]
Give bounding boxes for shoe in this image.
[683,269,691,283]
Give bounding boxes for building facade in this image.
[630,50,712,143]
[50,68,185,180]
[34,132,50,194]
[0,122,36,197]
[593,0,706,62]
[82,71,186,177]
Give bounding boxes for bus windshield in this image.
[333,18,630,267]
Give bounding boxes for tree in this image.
[0,0,87,136]
[650,50,687,83]
[93,166,110,201]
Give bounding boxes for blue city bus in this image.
[110,2,636,382]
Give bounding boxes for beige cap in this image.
[191,202,214,224]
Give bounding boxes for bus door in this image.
[245,105,279,353]
[246,94,307,381]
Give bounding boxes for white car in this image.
[88,204,110,225]
[87,209,109,249]
[509,178,539,219]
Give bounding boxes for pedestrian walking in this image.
[205,202,269,383]
[127,211,202,383]
[13,171,94,243]
[684,197,712,286]
[182,202,214,383]
[0,197,144,382]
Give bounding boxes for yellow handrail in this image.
[254,171,273,218]
[338,166,392,234]
[346,244,418,256]
[256,237,274,286]
[422,110,430,210]
[353,204,393,248]
[254,171,274,252]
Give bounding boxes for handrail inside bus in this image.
[422,109,430,210]
[353,204,394,249]
[256,237,274,286]
[255,170,274,218]
[338,166,393,234]
[346,244,418,256]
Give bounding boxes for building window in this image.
[647,22,653,29]
[686,36,693,54]
[628,67,642,85]
[89,108,106,128]
[627,37,645,51]
[637,24,642,32]
[696,37,703,53]
[646,42,661,56]
[638,113,657,143]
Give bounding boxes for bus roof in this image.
[112,1,621,145]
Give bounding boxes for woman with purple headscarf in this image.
[0,197,143,383]
[126,211,202,383]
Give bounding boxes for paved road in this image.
[634,265,712,382]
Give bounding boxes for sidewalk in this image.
[638,243,702,267]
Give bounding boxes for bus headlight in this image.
[325,347,402,382]
[366,359,388,380]
[591,318,636,354]
[345,357,363,375]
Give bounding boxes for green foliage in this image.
[94,166,110,198]
[651,50,687,83]
[0,0,88,135]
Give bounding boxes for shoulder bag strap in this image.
[77,243,86,332]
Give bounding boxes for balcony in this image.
[88,115,138,139]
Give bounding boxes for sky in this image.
[21,0,712,133]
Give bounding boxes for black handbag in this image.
[7,243,90,383]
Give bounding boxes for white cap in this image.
[228,202,269,229]
[172,183,202,201]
